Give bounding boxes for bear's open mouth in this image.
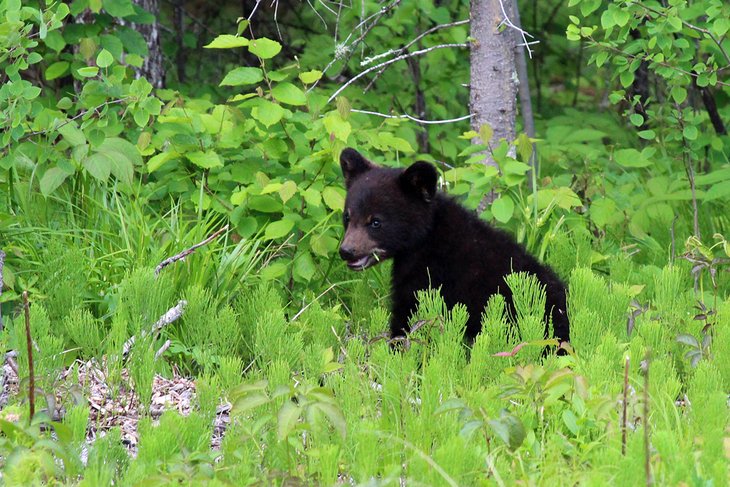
[346,255,374,270]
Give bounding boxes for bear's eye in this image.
[343,212,350,226]
[370,218,381,229]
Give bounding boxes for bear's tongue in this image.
[348,256,370,269]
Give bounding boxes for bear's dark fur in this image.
[338,148,570,344]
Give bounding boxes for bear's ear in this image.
[340,148,375,188]
[400,161,438,202]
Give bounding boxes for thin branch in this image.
[308,0,402,91]
[155,224,229,276]
[630,1,730,66]
[122,300,187,359]
[350,109,473,125]
[154,340,171,361]
[23,291,34,423]
[328,43,469,103]
[0,250,4,331]
[20,98,130,142]
[497,0,540,59]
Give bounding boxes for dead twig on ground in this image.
[122,300,187,359]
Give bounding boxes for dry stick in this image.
[154,224,229,276]
[23,291,35,423]
[642,353,653,486]
[621,356,630,455]
[122,300,187,359]
[0,249,5,331]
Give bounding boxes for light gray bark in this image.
[126,0,165,88]
[469,0,519,167]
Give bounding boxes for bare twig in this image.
[155,224,229,276]
[291,283,339,322]
[497,0,539,59]
[641,353,653,486]
[154,340,171,361]
[630,1,730,66]
[23,291,35,423]
[21,98,130,142]
[122,300,188,359]
[328,43,469,103]
[350,109,473,125]
[0,250,5,331]
[621,356,630,455]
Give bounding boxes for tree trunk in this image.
[129,0,165,88]
[470,0,519,167]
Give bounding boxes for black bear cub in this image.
[338,148,570,344]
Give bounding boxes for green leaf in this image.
[58,122,86,146]
[204,34,249,49]
[629,113,644,127]
[619,70,634,88]
[147,151,178,173]
[278,180,297,203]
[299,70,322,84]
[491,196,514,223]
[220,67,263,86]
[671,86,687,104]
[683,125,698,141]
[96,49,113,68]
[294,251,316,281]
[251,100,285,128]
[248,37,282,59]
[40,167,70,195]
[77,66,99,78]
[88,137,141,185]
[232,392,270,413]
[704,180,730,201]
[271,82,306,106]
[103,0,135,17]
[45,61,69,80]
[264,219,295,240]
[277,400,302,440]
[488,412,526,451]
[261,262,287,280]
[614,148,651,168]
[322,187,345,211]
[323,113,351,142]
[187,150,224,169]
[83,153,112,182]
[637,129,656,140]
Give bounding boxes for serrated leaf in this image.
[187,150,223,169]
[683,125,698,141]
[264,219,295,240]
[637,129,656,140]
[479,123,493,144]
[220,67,263,86]
[40,167,70,195]
[323,113,351,142]
[84,153,112,182]
[147,151,178,173]
[271,82,306,106]
[204,34,249,49]
[103,0,135,17]
[629,113,644,127]
[248,37,282,59]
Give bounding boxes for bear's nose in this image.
[339,245,356,261]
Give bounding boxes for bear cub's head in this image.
[339,148,439,271]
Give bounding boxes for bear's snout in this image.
[339,244,356,261]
